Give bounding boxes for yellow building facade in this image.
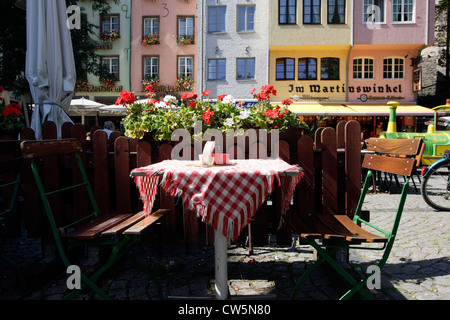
[269,0,352,103]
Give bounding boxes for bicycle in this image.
[420,150,450,211]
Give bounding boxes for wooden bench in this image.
[20,138,169,300]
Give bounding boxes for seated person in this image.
[103,121,115,138]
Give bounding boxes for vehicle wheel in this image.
[421,161,450,211]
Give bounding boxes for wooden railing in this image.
[1,120,362,246]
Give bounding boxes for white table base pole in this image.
[214,230,229,300]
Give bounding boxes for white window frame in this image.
[392,0,415,23]
[353,57,375,80]
[383,57,405,80]
[101,56,119,80]
[178,56,194,79]
[178,16,195,38]
[101,15,119,32]
[363,0,385,24]
[237,5,256,32]
[143,17,159,37]
[144,56,159,80]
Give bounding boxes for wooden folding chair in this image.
[288,138,423,300]
[21,139,169,300]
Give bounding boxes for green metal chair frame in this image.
[21,139,168,300]
[288,138,423,300]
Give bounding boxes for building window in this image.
[237,58,255,80]
[328,0,345,24]
[101,15,119,32]
[353,58,374,79]
[363,0,385,23]
[101,56,119,80]
[178,56,194,79]
[208,59,226,80]
[383,57,404,79]
[237,5,255,32]
[144,56,159,80]
[143,17,159,37]
[276,58,295,80]
[298,58,317,80]
[178,16,195,44]
[208,6,226,33]
[279,0,297,25]
[320,57,340,80]
[304,0,321,24]
[393,0,414,23]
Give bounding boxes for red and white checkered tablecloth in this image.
[132,158,303,241]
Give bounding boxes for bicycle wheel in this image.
[421,161,450,211]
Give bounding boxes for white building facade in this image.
[198,0,269,104]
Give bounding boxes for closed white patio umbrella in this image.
[25,0,76,139]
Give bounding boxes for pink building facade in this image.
[130,0,198,98]
[349,0,435,103]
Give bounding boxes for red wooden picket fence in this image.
[1,120,363,247]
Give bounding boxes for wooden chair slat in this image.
[64,213,133,240]
[123,209,170,235]
[366,138,422,156]
[334,215,387,243]
[102,211,147,236]
[362,154,416,176]
[21,139,83,158]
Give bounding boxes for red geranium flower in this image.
[217,94,227,101]
[115,90,136,106]
[202,109,214,124]
[202,90,211,96]
[282,99,293,106]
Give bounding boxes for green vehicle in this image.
[380,101,450,166]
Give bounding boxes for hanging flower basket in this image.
[142,34,160,46]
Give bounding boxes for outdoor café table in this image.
[130,158,303,300]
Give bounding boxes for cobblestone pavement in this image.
[0,187,449,301]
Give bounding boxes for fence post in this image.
[344,120,362,219]
[115,137,131,214]
[93,129,109,215]
[19,127,40,236]
[321,128,338,215]
[158,143,177,242]
[71,124,88,221]
[296,135,315,228]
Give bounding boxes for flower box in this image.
[142,34,160,46]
